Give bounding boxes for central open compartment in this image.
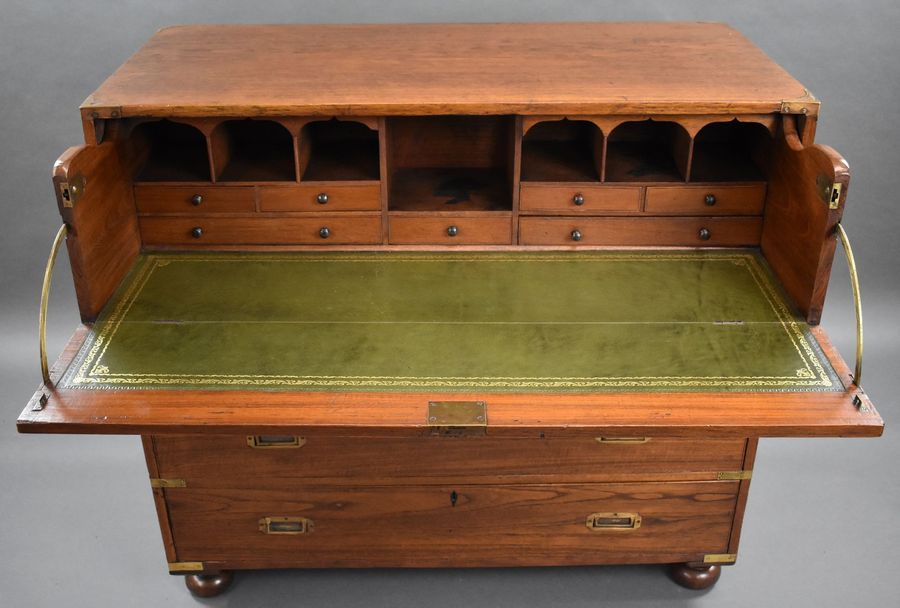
[387,116,515,212]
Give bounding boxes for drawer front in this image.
[140,215,382,246]
[259,183,381,212]
[520,184,641,214]
[519,216,762,246]
[134,185,255,213]
[389,215,512,244]
[165,481,738,567]
[645,184,766,215]
[151,435,747,487]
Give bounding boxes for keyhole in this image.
[450,490,458,507]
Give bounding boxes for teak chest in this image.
[18,22,882,596]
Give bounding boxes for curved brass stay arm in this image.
[39,224,68,388]
[834,223,863,389]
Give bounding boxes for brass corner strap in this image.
[168,562,204,572]
[39,224,69,389]
[835,224,864,394]
[150,478,186,488]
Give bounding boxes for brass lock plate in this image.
[427,401,487,436]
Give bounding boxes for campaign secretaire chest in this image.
[18,23,882,597]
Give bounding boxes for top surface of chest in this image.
[83,22,813,118]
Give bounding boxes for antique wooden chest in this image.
[17,23,882,597]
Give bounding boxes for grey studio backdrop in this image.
[1,1,898,607]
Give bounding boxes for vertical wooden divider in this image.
[511,116,523,244]
[379,117,390,244]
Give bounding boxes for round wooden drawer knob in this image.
[704,193,716,206]
[317,192,329,204]
[191,227,203,239]
[191,194,203,206]
[698,227,711,241]
[573,193,585,206]
[447,225,459,237]
[319,227,330,239]
[571,229,583,242]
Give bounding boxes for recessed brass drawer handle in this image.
[246,435,306,449]
[259,517,313,535]
[595,437,650,444]
[586,512,642,531]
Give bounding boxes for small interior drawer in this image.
[164,481,738,567]
[389,214,512,244]
[519,216,762,246]
[519,184,641,214]
[150,435,747,487]
[645,184,766,215]
[134,185,255,213]
[140,215,382,246]
[259,183,381,212]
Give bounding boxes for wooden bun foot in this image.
[669,563,721,590]
[184,571,234,597]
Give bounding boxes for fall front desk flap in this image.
[60,250,839,392]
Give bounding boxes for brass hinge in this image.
[168,561,204,572]
[150,478,187,488]
[427,401,487,436]
[58,173,86,208]
[703,553,737,564]
[716,470,753,481]
[780,91,819,115]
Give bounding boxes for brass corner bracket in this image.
[150,478,187,488]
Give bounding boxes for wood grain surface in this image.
[80,23,815,119]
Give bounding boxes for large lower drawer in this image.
[164,481,738,567]
[519,216,762,246]
[150,435,748,486]
[140,215,382,246]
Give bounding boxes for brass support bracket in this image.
[835,223,865,398]
[150,478,187,488]
[39,224,69,389]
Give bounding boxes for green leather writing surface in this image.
[62,251,839,392]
